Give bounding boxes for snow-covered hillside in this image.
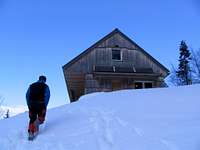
[0,105,27,119]
[0,85,200,150]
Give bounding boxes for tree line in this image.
[169,40,200,86]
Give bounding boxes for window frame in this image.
[112,49,122,61]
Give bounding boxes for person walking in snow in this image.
[26,75,50,136]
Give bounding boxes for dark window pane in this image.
[135,82,143,89]
[95,66,114,72]
[145,83,152,88]
[112,50,121,60]
[115,67,134,73]
[135,68,153,73]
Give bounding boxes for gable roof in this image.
[62,28,169,73]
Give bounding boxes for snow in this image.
[0,84,200,150]
[1,105,27,117]
[0,105,27,119]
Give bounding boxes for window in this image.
[134,81,153,89]
[135,82,143,89]
[100,79,111,88]
[144,82,153,88]
[112,50,122,61]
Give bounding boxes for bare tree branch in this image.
[191,49,200,83]
[0,96,5,118]
[168,64,182,86]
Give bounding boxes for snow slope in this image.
[0,85,200,150]
[0,105,27,119]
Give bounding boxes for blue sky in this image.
[0,0,199,108]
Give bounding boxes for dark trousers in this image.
[28,102,46,124]
[28,102,46,133]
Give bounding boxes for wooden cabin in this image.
[63,28,169,102]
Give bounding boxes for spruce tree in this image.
[176,41,192,85]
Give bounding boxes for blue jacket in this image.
[26,80,50,107]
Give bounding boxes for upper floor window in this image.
[112,50,122,61]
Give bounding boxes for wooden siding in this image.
[64,46,166,76]
[97,33,137,49]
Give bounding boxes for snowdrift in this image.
[0,85,200,150]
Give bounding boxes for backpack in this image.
[29,82,47,102]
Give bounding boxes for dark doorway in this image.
[70,90,76,102]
